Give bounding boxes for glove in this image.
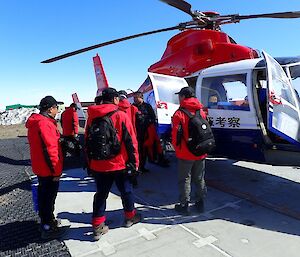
[126,163,140,177]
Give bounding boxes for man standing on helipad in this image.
[26,96,66,239]
[85,88,141,241]
[171,87,208,215]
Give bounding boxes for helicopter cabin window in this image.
[201,74,249,111]
[288,64,300,104]
[270,69,296,107]
[151,74,187,105]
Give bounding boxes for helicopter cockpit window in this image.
[201,74,249,111]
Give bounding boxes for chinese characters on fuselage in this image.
[208,116,240,128]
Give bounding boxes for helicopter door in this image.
[148,72,188,135]
[263,51,300,144]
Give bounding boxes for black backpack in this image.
[179,108,215,156]
[86,110,121,160]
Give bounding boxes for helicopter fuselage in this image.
[139,51,300,166]
[148,29,259,77]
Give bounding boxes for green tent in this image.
[5,104,37,110]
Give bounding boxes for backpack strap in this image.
[89,109,119,130]
[106,109,119,118]
[179,107,202,118]
[179,107,193,118]
[104,109,122,143]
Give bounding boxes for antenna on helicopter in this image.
[41,0,300,63]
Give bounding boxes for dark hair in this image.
[134,91,143,98]
[70,103,77,109]
[94,95,102,105]
[102,88,119,103]
[39,95,60,111]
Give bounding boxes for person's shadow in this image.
[0,155,30,166]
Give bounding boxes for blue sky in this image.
[1,0,300,110]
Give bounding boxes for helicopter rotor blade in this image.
[159,0,194,17]
[236,11,300,21]
[41,25,181,63]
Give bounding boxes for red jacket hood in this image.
[180,97,203,112]
[87,104,118,120]
[26,113,56,129]
[118,99,131,110]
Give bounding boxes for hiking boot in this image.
[174,203,190,215]
[50,218,62,228]
[38,218,62,233]
[195,200,204,213]
[125,212,142,228]
[40,225,68,240]
[93,223,109,241]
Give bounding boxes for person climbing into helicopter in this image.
[133,91,169,173]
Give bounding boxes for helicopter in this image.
[42,0,300,166]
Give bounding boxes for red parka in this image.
[61,107,79,136]
[171,97,207,161]
[118,99,139,132]
[26,113,63,177]
[85,104,139,172]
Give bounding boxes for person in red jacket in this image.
[26,96,66,239]
[133,92,169,173]
[171,87,207,215]
[118,90,139,133]
[61,103,79,137]
[118,90,140,187]
[85,88,141,241]
[60,103,80,157]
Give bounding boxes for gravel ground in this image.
[0,125,27,139]
[0,123,85,139]
[0,136,71,257]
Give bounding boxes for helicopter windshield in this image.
[201,74,249,111]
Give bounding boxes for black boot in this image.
[174,203,190,215]
[195,200,204,213]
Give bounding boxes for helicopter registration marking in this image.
[207,109,258,130]
[208,116,241,128]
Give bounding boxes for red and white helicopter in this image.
[42,0,300,166]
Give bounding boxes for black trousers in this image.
[92,171,135,218]
[138,142,147,170]
[37,176,59,225]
